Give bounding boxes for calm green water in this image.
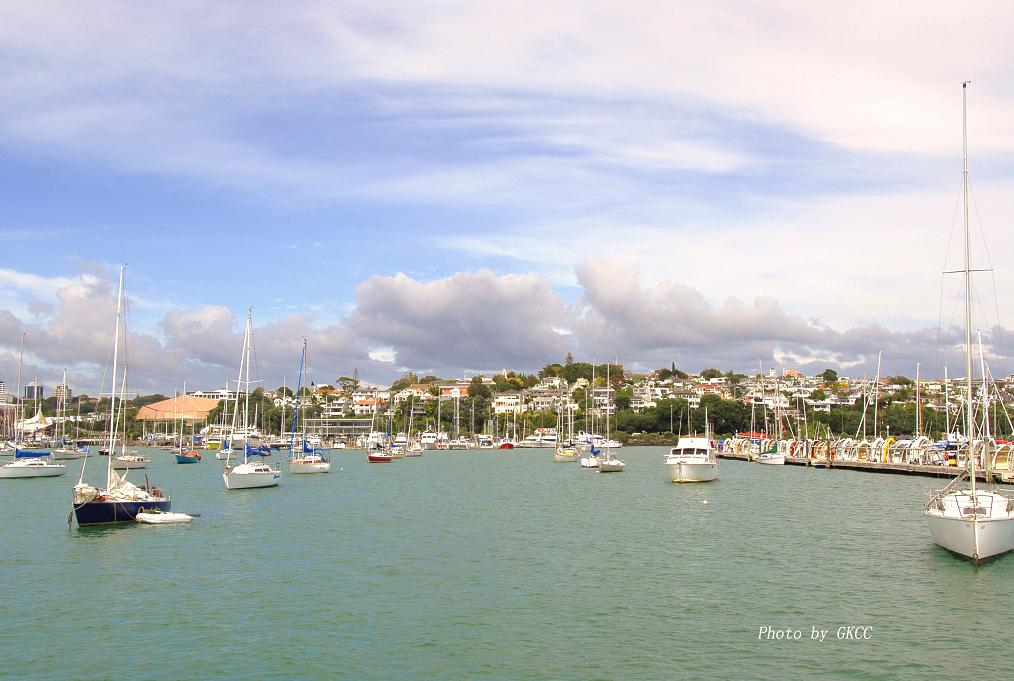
[2,447,1012,680]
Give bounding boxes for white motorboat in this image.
[448,437,472,450]
[756,451,785,465]
[420,431,438,449]
[135,510,194,524]
[922,83,1014,563]
[666,436,719,482]
[0,457,67,478]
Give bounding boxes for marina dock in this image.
[718,451,1008,482]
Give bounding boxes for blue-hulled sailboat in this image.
[71,267,170,524]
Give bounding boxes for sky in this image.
[3,1,1014,395]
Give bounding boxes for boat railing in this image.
[924,470,968,511]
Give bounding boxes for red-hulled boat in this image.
[367,452,394,463]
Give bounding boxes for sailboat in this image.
[71,267,169,523]
[108,362,150,470]
[923,82,1014,562]
[52,368,85,460]
[223,309,282,489]
[554,394,579,462]
[403,396,423,456]
[597,364,625,472]
[1,333,66,478]
[175,386,202,464]
[287,338,330,474]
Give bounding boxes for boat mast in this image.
[290,338,306,450]
[14,332,24,446]
[961,82,978,505]
[229,309,251,464]
[105,266,125,490]
[243,310,253,464]
[915,363,921,437]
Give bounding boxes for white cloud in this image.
[350,270,572,372]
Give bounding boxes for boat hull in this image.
[925,511,1014,561]
[0,462,68,478]
[288,461,331,474]
[52,449,87,460]
[757,454,785,465]
[75,498,171,525]
[598,460,625,472]
[136,511,192,524]
[111,457,149,470]
[554,453,579,462]
[175,454,202,464]
[667,461,719,483]
[223,468,281,489]
[367,454,393,463]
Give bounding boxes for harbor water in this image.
[3,446,1012,680]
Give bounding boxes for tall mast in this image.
[106,266,125,490]
[961,82,977,503]
[14,332,24,445]
[915,363,921,437]
[229,309,251,462]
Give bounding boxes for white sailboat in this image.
[1,333,66,479]
[924,82,1014,562]
[403,397,423,456]
[288,338,330,474]
[109,361,150,470]
[597,363,625,472]
[52,368,85,460]
[223,309,281,489]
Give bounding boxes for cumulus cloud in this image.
[0,268,391,394]
[571,259,1002,378]
[0,262,1007,395]
[350,270,572,373]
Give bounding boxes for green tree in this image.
[468,375,492,399]
[821,368,839,385]
[539,363,563,378]
[390,371,419,392]
[336,374,360,394]
[701,368,722,380]
[565,352,574,366]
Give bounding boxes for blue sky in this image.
[3,1,1014,393]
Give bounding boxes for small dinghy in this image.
[135,509,194,524]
